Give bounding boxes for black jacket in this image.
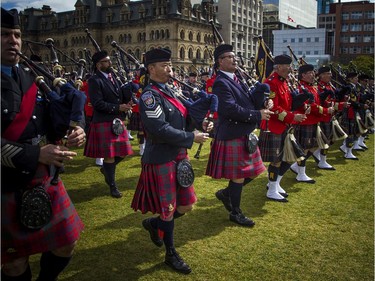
[88,71,126,123]
[139,81,195,164]
[1,66,51,192]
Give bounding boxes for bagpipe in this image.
[23,38,88,90]
[282,127,306,163]
[168,76,218,159]
[85,28,139,106]
[16,50,86,184]
[16,50,86,139]
[169,76,218,131]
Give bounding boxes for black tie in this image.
[12,66,19,85]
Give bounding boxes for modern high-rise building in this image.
[317,0,374,63]
[317,0,335,14]
[213,0,263,63]
[262,0,318,53]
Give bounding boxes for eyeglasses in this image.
[220,55,237,60]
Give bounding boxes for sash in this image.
[2,83,38,141]
[151,85,188,117]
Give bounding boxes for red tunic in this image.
[317,80,345,122]
[295,81,331,125]
[261,72,295,134]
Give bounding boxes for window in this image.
[342,12,349,20]
[350,23,362,31]
[363,35,373,43]
[340,47,348,54]
[349,35,361,43]
[306,51,310,55]
[364,11,374,19]
[349,46,361,54]
[363,23,374,31]
[283,39,287,43]
[363,46,374,54]
[341,24,349,32]
[351,11,362,20]
[291,38,295,43]
[315,37,319,42]
[341,35,349,43]
[314,51,319,55]
[306,37,311,42]
[299,38,303,42]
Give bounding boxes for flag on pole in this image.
[255,37,274,82]
[287,16,296,23]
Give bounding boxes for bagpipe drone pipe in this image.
[169,76,218,132]
[17,50,86,141]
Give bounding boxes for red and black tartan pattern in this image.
[320,121,333,141]
[258,129,286,163]
[84,121,133,158]
[127,112,143,131]
[293,124,318,150]
[1,165,84,263]
[131,149,197,220]
[206,136,266,179]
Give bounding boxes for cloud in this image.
[1,0,77,13]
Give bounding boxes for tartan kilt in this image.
[340,109,358,135]
[1,165,84,263]
[84,121,133,158]
[205,136,266,180]
[131,149,197,220]
[319,121,333,141]
[293,124,318,150]
[127,112,143,131]
[258,129,286,163]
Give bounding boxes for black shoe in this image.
[215,189,232,212]
[142,218,163,247]
[164,248,192,274]
[100,167,110,185]
[109,185,122,198]
[279,192,289,198]
[229,208,255,227]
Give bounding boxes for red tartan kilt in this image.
[127,112,143,131]
[84,121,133,158]
[205,136,266,179]
[293,124,318,149]
[131,149,197,220]
[258,129,286,163]
[1,165,84,263]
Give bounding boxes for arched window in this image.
[188,31,193,41]
[150,30,154,40]
[197,32,201,43]
[179,47,185,60]
[166,29,170,39]
[188,48,193,59]
[196,49,201,60]
[180,30,185,40]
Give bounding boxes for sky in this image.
[1,0,374,13]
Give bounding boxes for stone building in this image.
[19,0,219,74]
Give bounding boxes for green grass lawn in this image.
[30,134,374,281]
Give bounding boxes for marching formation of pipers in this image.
[2,7,374,279]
